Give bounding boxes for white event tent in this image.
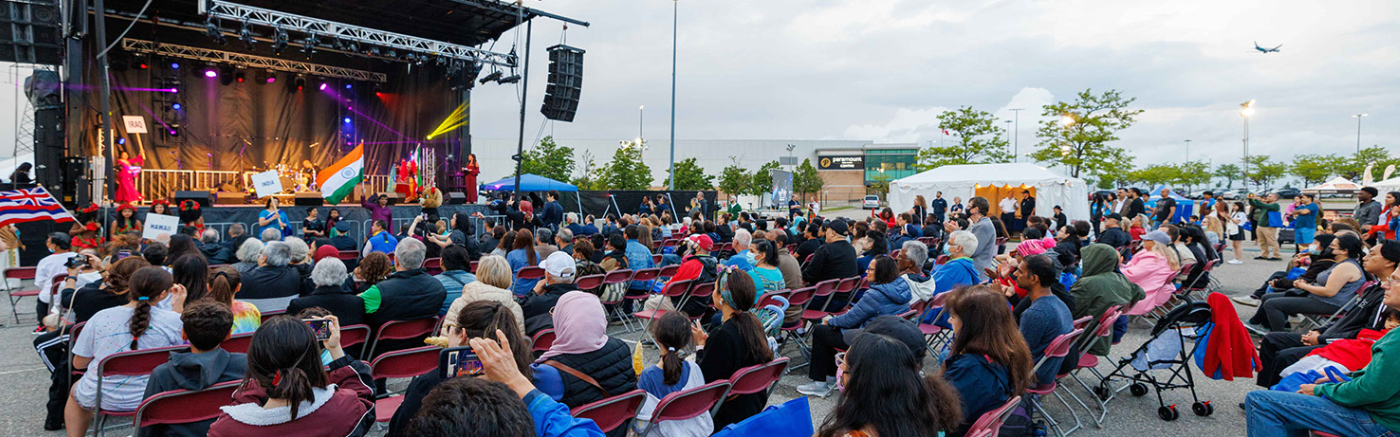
[887,163,1091,223]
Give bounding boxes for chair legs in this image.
[783,329,812,370]
[1070,371,1112,427]
[610,305,636,333]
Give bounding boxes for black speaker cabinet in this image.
[216,191,248,205]
[173,190,213,208]
[294,192,324,206]
[446,192,467,205]
[379,193,401,206]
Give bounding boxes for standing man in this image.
[999,192,1019,234]
[541,190,564,231]
[1125,188,1146,223]
[1291,193,1321,254]
[932,191,948,224]
[1116,188,1132,217]
[1019,190,1037,229]
[1199,191,1216,219]
[1249,192,1283,261]
[966,196,998,281]
[788,196,803,220]
[1155,188,1177,229]
[1355,187,1383,245]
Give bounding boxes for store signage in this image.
[818,155,863,170]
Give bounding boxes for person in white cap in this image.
[521,251,581,335]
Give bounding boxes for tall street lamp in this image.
[1353,113,1369,153]
[1184,139,1191,162]
[639,105,644,147]
[1009,108,1023,162]
[667,0,678,190]
[1240,100,1255,189]
[1003,120,1012,149]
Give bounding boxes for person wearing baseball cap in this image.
[519,251,581,333]
[801,219,858,287]
[642,234,720,318]
[1119,230,1181,309]
[1096,212,1132,249]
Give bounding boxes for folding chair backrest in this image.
[1071,316,1093,330]
[603,269,634,285]
[652,254,663,265]
[532,329,556,353]
[423,257,443,274]
[631,268,661,282]
[337,250,359,261]
[1043,329,1085,359]
[377,318,438,341]
[570,389,647,434]
[133,380,241,428]
[260,309,286,323]
[99,345,188,377]
[813,279,839,297]
[340,324,371,349]
[576,274,606,291]
[221,332,254,354]
[786,287,816,307]
[517,266,547,281]
[726,358,789,396]
[653,380,731,423]
[660,279,693,298]
[658,264,680,278]
[689,282,716,299]
[369,346,439,380]
[3,266,35,280]
[836,277,859,293]
[757,290,791,308]
[469,260,479,273]
[965,395,1023,437]
[935,254,949,265]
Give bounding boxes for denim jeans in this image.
[1245,390,1398,437]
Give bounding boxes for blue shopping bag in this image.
[1267,211,1284,228]
[711,397,813,437]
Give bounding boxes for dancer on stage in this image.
[258,197,291,238]
[464,154,480,203]
[115,151,144,203]
[111,204,142,237]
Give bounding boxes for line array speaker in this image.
[540,44,584,122]
[0,0,62,65]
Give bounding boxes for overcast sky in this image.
[463,0,1398,180]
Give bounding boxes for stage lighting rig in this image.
[479,70,502,84]
[272,29,288,55]
[302,34,319,55]
[204,17,226,44]
[498,74,520,84]
[239,22,254,49]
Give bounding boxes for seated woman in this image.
[692,269,776,429]
[440,256,524,336]
[1245,264,1400,437]
[854,230,888,278]
[1238,234,1337,305]
[530,291,637,429]
[942,285,1032,437]
[287,259,365,327]
[207,316,375,437]
[1121,230,1181,300]
[507,229,541,296]
[1177,224,1217,290]
[1248,233,1367,332]
[816,333,962,437]
[799,257,911,398]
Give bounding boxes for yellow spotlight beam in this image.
[427,102,470,139]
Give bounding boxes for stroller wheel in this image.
[1192,401,1214,416]
[1158,405,1180,421]
[1130,383,1149,397]
[1093,385,1112,401]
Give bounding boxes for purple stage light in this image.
[266,77,276,84]
[318,83,328,91]
[204,69,217,78]
[171,62,180,69]
[169,130,177,135]
[345,84,352,90]
[172,103,182,110]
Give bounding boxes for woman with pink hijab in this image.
[528,291,638,416]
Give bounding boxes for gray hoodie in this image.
[138,349,247,437]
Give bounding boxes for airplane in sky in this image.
[1255,42,1282,53]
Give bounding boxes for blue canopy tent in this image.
[480,174,583,214]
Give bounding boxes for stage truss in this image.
[198,0,517,68]
[121,39,388,82]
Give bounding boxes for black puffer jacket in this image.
[547,337,638,409]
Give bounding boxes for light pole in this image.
[1353,113,1369,153]
[1003,120,1012,150]
[1184,139,1191,162]
[1009,108,1023,162]
[785,143,796,171]
[667,0,678,190]
[1240,100,1255,190]
[639,105,644,147]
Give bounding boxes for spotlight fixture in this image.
[170,62,180,70]
[318,82,328,91]
[117,137,126,145]
[239,22,254,48]
[256,71,270,84]
[204,69,218,78]
[219,66,235,85]
[204,17,226,44]
[172,103,182,110]
[369,47,381,57]
[386,49,397,58]
[497,74,521,84]
[272,29,288,55]
[234,70,245,83]
[344,83,352,90]
[137,62,148,70]
[478,70,502,84]
[302,34,318,55]
[293,75,306,92]
[343,117,351,124]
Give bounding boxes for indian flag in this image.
[317,144,364,204]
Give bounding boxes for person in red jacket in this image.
[208,315,374,437]
[1280,310,1400,379]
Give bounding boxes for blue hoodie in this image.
[922,257,980,325]
[828,277,911,329]
[944,353,1012,436]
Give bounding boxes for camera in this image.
[64,256,87,269]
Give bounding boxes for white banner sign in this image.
[250,170,284,198]
[122,115,148,134]
[142,213,180,240]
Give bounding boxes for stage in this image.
[111,203,496,244]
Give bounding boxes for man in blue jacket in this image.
[541,190,565,231]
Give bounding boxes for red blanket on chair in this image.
[1203,292,1261,380]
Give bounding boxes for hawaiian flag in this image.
[0,186,74,227]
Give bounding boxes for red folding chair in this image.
[1068,306,1124,427]
[340,324,372,350]
[635,380,732,437]
[531,329,557,354]
[423,257,443,275]
[965,395,1023,437]
[757,289,792,309]
[782,287,817,367]
[599,269,639,331]
[576,274,606,291]
[570,389,647,434]
[1025,328,1087,436]
[337,250,359,261]
[716,358,790,414]
[652,254,663,265]
[4,266,38,323]
[469,260,480,273]
[259,309,286,323]
[221,332,254,354]
[133,380,241,431]
[633,279,693,324]
[364,318,438,360]
[93,345,190,437]
[800,279,843,323]
[516,266,546,281]
[658,264,680,279]
[679,281,717,320]
[370,346,441,423]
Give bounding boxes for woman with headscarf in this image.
[1069,244,1145,356]
[529,291,637,433]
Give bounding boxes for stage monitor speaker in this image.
[446,192,467,205]
[379,193,401,206]
[294,192,324,206]
[541,44,584,122]
[0,0,62,65]
[61,157,88,207]
[33,106,61,188]
[173,191,213,208]
[216,192,248,205]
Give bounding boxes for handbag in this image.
[1271,366,1351,392]
[711,397,813,437]
[1267,210,1284,228]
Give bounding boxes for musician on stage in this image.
[258,197,291,239]
[299,160,319,191]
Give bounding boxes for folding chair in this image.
[132,380,241,431]
[652,254,663,265]
[259,309,286,323]
[571,390,647,434]
[516,266,546,281]
[4,266,38,323]
[93,345,190,437]
[1068,306,1124,427]
[965,395,1024,437]
[469,260,479,273]
[1299,281,1372,333]
[633,380,732,437]
[220,332,254,354]
[370,346,441,423]
[423,257,443,275]
[632,279,693,331]
[363,318,438,360]
[531,329,557,354]
[340,324,372,350]
[781,286,817,368]
[1025,329,1087,437]
[576,274,606,292]
[601,269,640,332]
[716,358,790,414]
[337,250,359,261]
[658,264,680,279]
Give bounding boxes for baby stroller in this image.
[1095,301,1213,421]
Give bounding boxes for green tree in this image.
[569,149,608,190]
[793,158,824,199]
[1245,155,1288,189]
[717,157,750,201]
[916,106,1012,169]
[1213,164,1242,189]
[1127,164,1180,187]
[1291,153,1345,186]
[518,136,575,183]
[1031,89,1144,180]
[662,157,714,191]
[748,161,782,203]
[1176,161,1212,191]
[599,142,653,190]
[1337,146,1400,181]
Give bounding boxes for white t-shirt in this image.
[999,198,1018,214]
[71,305,184,411]
[808,201,820,215]
[35,252,78,305]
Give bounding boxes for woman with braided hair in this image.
[65,266,187,437]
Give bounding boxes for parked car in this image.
[1274,187,1301,199]
[862,195,881,210]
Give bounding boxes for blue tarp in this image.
[480,174,579,192]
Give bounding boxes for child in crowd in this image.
[138,302,246,437]
[636,312,712,437]
[1280,309,1400,380]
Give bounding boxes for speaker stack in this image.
[541,45,584,122]
[173,191,214,208]
[0,0,62,65]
